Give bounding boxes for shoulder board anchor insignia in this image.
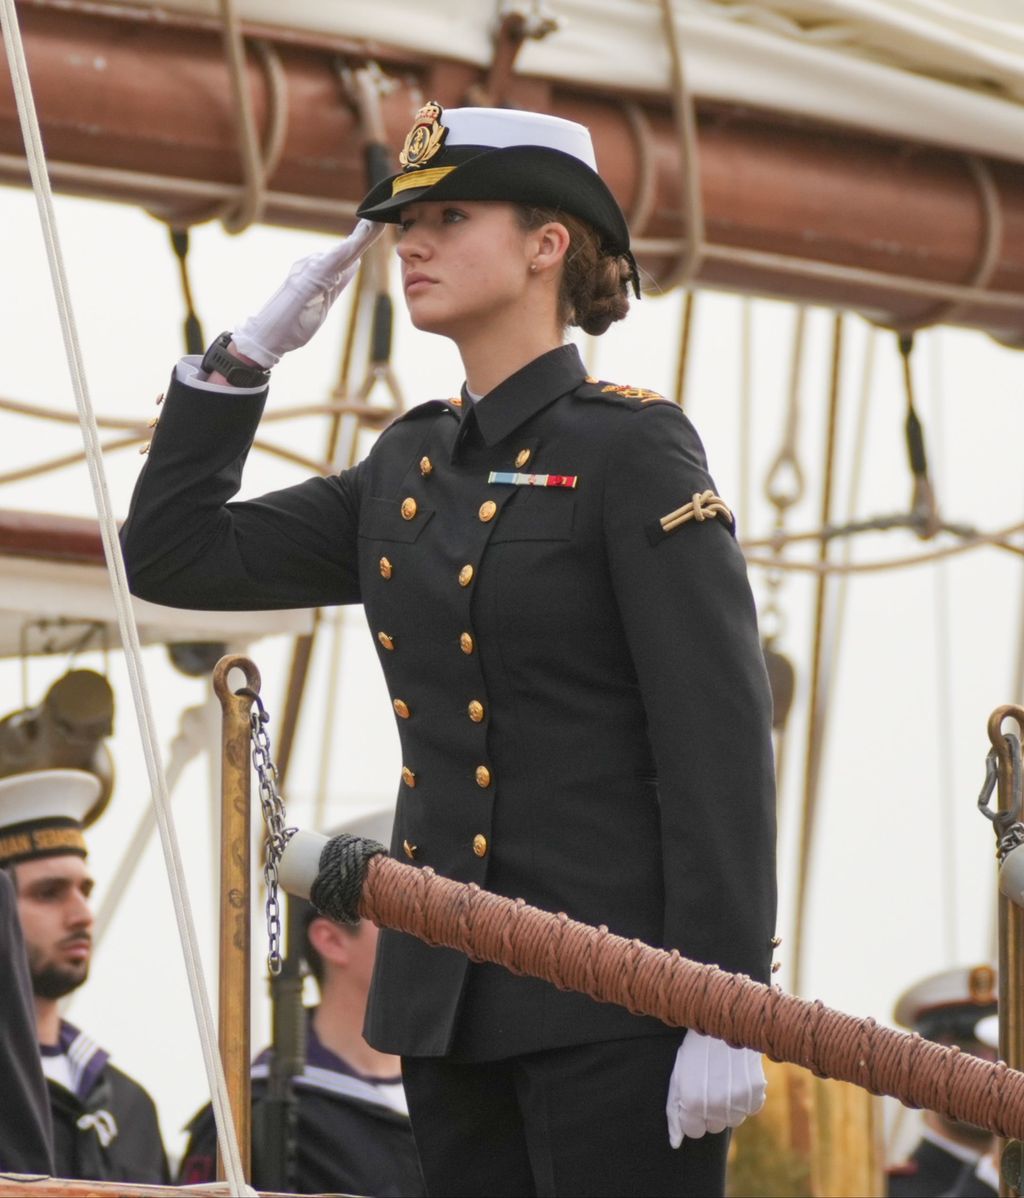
[601,383,665,402]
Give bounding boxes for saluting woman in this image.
[122,103,777,1198]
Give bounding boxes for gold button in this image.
[460,632,475,655]
[147,416,160,429]
[393,699,410,719]
[468,700,485,723]
[155,392,165,405]
[403,839,417,860]
[378,631,395,651]
[420,456,433,477]
[139,442,151,455]
[479,500,497,523]
[473,834,488,858]
[402,766,416,788]
[515,448,531,469]
[379,556,393,579]
[475,765,491,788]
[459,564,474,587]
[401,497,418,520]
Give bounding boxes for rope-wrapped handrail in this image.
[310,835,1024,1140]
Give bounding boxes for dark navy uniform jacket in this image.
[122,342,777,1061]
[178,1010,425,1196]
[42,1021,168,1185]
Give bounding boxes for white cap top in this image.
[443,107,597,170]
[893,963,997,1028]
[0,768,100,831]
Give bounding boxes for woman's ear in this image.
[531,221,571,273]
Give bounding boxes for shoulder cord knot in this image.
[310,833,388,925]
[660,490,733,534]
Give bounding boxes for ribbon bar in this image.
[488,472,578,488]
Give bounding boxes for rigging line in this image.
[926,331,959,963]
[743,517,1024,553]
[632,236,1024,313]
[0,393,148,429]
[658,0,706,291]
[738,299,753,536]
[0,5,251,1194]
[791,312,844,997]
[217,0,265,232]
[672,290,696,411]
[0,153,357,219]
[743,522,1024,574]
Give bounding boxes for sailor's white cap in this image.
[357,100,637,291]
[0,768,100,865]
[894,964,998,1036]
[441,108,598,170]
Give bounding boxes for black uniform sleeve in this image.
[603,402,777,983]
[121,375,363,611]
[0,869,54,1175]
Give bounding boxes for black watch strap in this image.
[200,332,271,388]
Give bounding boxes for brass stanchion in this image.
[988,705,1024,1198]
[212,654,260,1183]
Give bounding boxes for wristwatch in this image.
[200,332,272,387]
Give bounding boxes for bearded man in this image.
[0,769,168,1184]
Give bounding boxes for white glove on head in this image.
[666,1030,766,1147]
[232,219,386,368]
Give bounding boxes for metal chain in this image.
[245,691,296,974]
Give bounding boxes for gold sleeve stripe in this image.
[660,490,733,534]
[392,166,457,195]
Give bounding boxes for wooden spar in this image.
[4,2,1024,340]
[211,655,257,1185]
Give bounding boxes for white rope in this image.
[0,5,251,1193]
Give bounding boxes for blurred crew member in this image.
[886,965,997,1198]
[0,864,54,1174]
[1,769,169,1184]
[179,899,424,1196]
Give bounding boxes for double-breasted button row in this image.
[404,837,487,860]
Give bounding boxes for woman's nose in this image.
[397,229,430,263]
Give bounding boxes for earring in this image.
[529,263,538,273]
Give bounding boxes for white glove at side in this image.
[232,218,386,367]
[666,1030,767,1147]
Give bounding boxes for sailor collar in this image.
[465,343,586,446]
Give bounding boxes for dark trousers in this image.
[402,1036,729,1198]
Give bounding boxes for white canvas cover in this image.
[88,0,1024,163]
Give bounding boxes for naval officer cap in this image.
[357,101,640,294]
[0,768,100,867]
[893,964,997,1043]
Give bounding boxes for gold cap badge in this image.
[399,100,449,170]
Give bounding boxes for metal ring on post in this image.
[212,653,260,1184]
